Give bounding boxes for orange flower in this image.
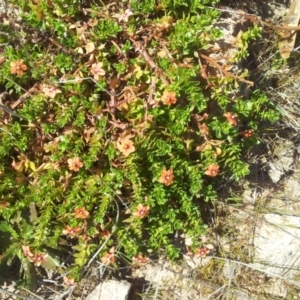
[10,59,27,76]
[67,157,83,172]
[158,168,174,186]
[133,254,148,264]
[62,225,81,237]
[239,129,254,138]
[116,137,135,157]
[29,252,48,266]
[74,207,89,219]
[0,202,9,208]
[205,164,220,177]
[42,84,62,98]
[224,112,238,126]
[195,247,210,258]
[99,229,111,239]
[132,204,149,218]
[90,62,105,80]
[101,247,115,265]
[63,276,75,286]
[22,245,34,258]
[161,90,177,105]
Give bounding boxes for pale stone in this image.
[85,280,131,300]
[253,213,300,278]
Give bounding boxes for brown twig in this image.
[11,82,41,109]
[47,37,77,55]
[148,71,158,105]
[200,53,254,87]
[0,56,6,65]
[198,57,212,88]
[110,40,127,59]
[248,15,300,32]
[213,7,300,32]
[129,38,170,85]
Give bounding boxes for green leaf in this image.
[0,222,19,239]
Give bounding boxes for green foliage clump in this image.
[0,0,279,286]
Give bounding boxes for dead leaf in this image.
[0,56,6,65]
[85,42,95,54]
[88,18,98,27]
[109,76,121,89]
[157,49,168,58]
[199,123,210,135]
[84,127,96,142]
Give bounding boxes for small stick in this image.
[111,40,127,59]
[47,37,77,55]
[85,196,119,269]
[0,103,24,119]
[200,53,254,86]
[11,82,40,109]
[208,6,300,32]
[129,38,170,86]
[0,287,40,300]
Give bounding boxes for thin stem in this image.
[85,196,120,269]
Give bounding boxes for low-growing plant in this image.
[0,0,279,287]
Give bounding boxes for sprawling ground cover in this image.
[0,0,279,288]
